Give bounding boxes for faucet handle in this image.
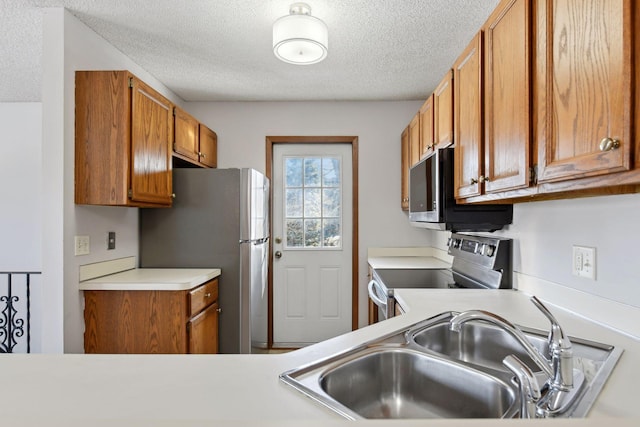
[530,296,571,351]
[503,354,542,419]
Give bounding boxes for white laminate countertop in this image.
[367,256,451,270]
[78,268,221,291]
[2,289,639,426]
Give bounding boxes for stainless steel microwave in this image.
[408,147,513,231]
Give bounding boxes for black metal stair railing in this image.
[0,272,40,353]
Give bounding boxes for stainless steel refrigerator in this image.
[139,168,269,354]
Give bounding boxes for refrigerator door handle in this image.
[241,237,269,245]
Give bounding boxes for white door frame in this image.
[266,136,359,349]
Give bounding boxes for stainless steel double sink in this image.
[280,311,622,419]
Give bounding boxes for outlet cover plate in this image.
[572,245,596,280]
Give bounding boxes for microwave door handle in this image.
[367,280,388,309]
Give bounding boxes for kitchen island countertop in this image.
[2,289,638,426]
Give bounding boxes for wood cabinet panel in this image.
[189,278,219,317]
[130,78,174,205]
[400,126,410,210]
[434,72,454,148]
[199,125,218,168]
[536,0,633,183]
[484,0,531,194]
[75,71,131,205]
[174,106,200,162]
[409,113,421,166]
[419,95,435,158]
[84,290,187,354]
[454,32,483,199]
[189,302,219,354]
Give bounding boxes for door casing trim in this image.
[266,136,359,349]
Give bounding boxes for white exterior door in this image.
[272,144,352,347]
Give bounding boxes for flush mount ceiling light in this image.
[273,2,328,65]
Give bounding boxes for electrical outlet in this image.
[108,231,116,250]
[75,235,90,256]
[572,245,596,280]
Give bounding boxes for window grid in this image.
[284,156,341,249]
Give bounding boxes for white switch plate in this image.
[572,245,595,280]
[75,235,90,256]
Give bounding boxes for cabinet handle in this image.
[200,153,207,158]
[171,193,176,198]
[205,292,211,298]
[216,308,222,313]
[470,178,478,184]
[599,137,620,152]
[479,176,490,183]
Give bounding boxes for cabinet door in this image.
[419,95,435,158]
[484,0,531,193]
[188,302,219,354]
[409,113,421,166]
[199,125,218,168]
[174,107,200,162]
[400,126,410,210]
[454,32,483,199]
[130,78,173,205]
[433,71,454,148]
[536,0,632,183]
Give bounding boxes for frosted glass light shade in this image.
[273,4,328,65]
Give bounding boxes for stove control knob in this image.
[483,245,496,257]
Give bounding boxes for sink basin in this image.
[280,311,623,419]
[319,347,516,419]
[411,320,549,373]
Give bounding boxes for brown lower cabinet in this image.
[84,278,219,354]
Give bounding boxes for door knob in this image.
[275,251,282,259]
[275,237,282,244]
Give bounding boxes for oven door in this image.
[367,279,393,321]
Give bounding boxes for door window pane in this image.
[286,158,303,187]
[322,158,340,186]
[304,158,322,186]
[304,219,321,247]
[284,156,342,249]
[286,189,303,217]
[323,218,341,247]
[303,188,321,217]
[286,219,303,247]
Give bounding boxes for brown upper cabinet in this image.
[419,94,435,158]
[535,0,633,183]
[409,112,421,167]
[198,125,218,168]
[173,106,218,168]
[400,126,410,210]
[433,71,454,148]
[483,0,532,195]
[75,71,174,207]
[454,32,484,199]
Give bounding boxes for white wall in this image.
[0,103,43,353]
[430,192,640,309]
[187,101,432,327]
[0,103,42,270]
[42,9,184,353]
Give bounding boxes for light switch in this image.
[75,235,90,256]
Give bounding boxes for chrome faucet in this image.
[503,355,541,419]
[449,296,584,417]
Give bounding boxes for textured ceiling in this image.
[1,0,500,102]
